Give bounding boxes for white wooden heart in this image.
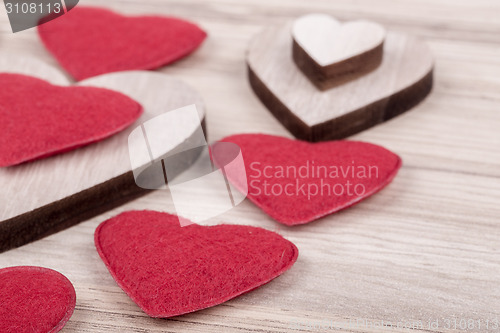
[0,54,206,252]
[247,21,433,141]
[292,14,386,86]
[292,14,385,67]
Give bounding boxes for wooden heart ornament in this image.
[0,55,206,253]
[38,6,207,80]
[247,15,433,142]
[95,210,298,318]
[292,14,386,85]
[220,134,401,226]
[0,266,76,332]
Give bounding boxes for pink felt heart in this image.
[0,73,142,167]
[38,6,207,80]
[0,266,76,333]
[95,210,298,318]
[220,134,402,225]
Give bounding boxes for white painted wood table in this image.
[0,0,499,332]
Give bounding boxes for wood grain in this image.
[248,23,434,142]
[292,14,385,87]
[0,0,499,332]
[0,61,206,252]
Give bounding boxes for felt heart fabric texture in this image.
[38,6,207,80]
[0,266,76,333]
[95,210,298,318]
[0,73,142,167]
[220,134,401,225]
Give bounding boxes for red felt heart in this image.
[0,73,142,167]
[0,266,76,333]
[38,6,207,80]
[95,210,298,318]
[220,134,402,225]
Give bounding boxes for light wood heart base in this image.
[0,57,206,252]
[247,22,434,142]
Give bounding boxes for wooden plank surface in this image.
[1,0,499,332]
